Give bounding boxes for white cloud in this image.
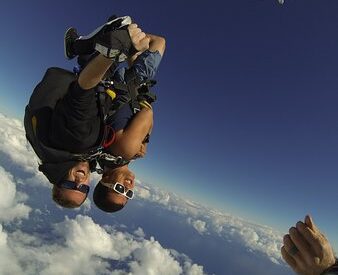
[21,173,50,188]
[129,237,183,275]
[0,225,23,275]
[0,114,39,176]
[135,180,151,199]
[0,166,31,222]
[187,218,207,235]
[134,227,146,238]
[0,113,52,190]
[170,250,205,275]
[135,183,170,206]
[81,197,92,213]
[135,183,285,265]
[3,215,204,275]
[183,262,205,275]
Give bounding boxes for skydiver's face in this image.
[62,161,91,205]
[66,161,90,186]
[101,165,135,205]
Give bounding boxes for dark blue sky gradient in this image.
[1,0,338,248]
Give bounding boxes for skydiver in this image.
[26,15,165,210]
[91,32,165,212]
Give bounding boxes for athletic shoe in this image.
[65,16,132,61]
[64,27,79,60]
[94,16,133,61]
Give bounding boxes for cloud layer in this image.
[0,113,204,275]
[0,113,290,274]
[2,215,204,275]
[135,182,285,265]
[0,166,31,222]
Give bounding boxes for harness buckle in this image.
[133,107,141,114]
[100,80,114,88]
[115,156,123,165]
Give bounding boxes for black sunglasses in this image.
[56,180,90,194]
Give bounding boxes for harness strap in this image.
[94,83,132,168]
[137,80,157,104]
[124,69,157,113]
[93,71,157,170]
[97,155,130,169]
[102,126,115,148]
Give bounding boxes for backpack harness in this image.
[24,67,156,177]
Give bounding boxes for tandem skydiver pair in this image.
[24,15,166,212]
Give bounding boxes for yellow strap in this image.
[106,88,116,100]
[32,116,37,136]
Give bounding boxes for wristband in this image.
[321,259,338,275]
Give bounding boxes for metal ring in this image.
[288,245,299,256]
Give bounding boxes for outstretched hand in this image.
[128,23,150,52]
[281,215,336,275]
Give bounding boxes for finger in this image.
[128,23,138,30]
[281,246,299,273]
[139,36,150,45]
[129,28,142,40]
[132,35,148,52]
[139,37,150,50]
[134,31,146,42]
[296,221,324,257]
[305,215,319,233]
[289,227,314,264]
[304,215,314,230]
[130,30,146,46]
[129,27,142,37]
[283,234,303,263]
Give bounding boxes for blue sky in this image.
[1,0,338,250]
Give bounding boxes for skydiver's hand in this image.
[128,23,150,52]
[281,215,336,275]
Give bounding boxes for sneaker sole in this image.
[64,27,77,60]
[79,16,131,40]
